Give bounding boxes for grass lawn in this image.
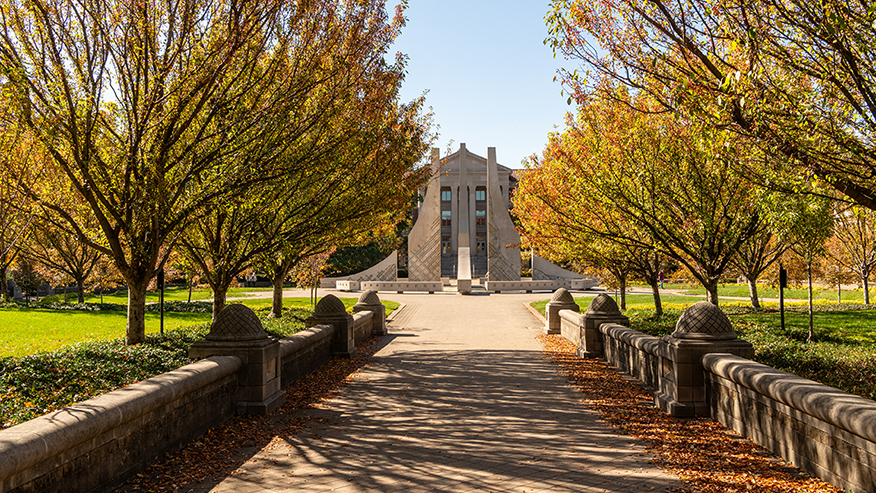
[0,297,399,358]
[39,285,272,304]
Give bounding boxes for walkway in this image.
[194,292,684,492]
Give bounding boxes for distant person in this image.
[246,271,257,287]
[658,270,665,289]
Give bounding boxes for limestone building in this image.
[409,144,518,278]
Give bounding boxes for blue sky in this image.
[392,1,574,169]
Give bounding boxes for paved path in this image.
[195,292,684,492]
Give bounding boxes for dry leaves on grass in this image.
[537,334,841,493]
[116,337,381,493]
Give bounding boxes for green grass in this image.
[0,297,399,358]
[0,309,213,357]
[38,285,273,304]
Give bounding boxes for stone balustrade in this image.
[360,281,443,293]
[705,354,876,493]
[546,287,874,493]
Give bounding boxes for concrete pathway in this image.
[193,292,684,492]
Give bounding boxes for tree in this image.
[290,251,335,307]
[785,197,835,342]
[0,133,38,301]
[546,0,876,212]
[829,205,876,303]
[0,0,428,343]
[515,89,763,305]
[22,219,102,303]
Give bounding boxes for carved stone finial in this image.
[206,304,267,342]
[672,301,736,340]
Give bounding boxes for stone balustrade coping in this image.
[600,323,661,355]
[703,354,876,445]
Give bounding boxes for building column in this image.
[469,188,476,252]
[450,184,458,254]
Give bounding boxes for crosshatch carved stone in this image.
[656,301,753,417]
[353,290,387,336]
[551,287,575,303]
[189,304,285,415]
[313,295,348,317]
[585,293,621,316]
[544,288,579,335]
[672,301,736,339]
[205,304,269,342]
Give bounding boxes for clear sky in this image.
[391,1,574,170]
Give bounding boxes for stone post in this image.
[544,288,579,334]
[306,294,356,358]
[655,301,754,417]
[352,290,386,336]
[188,304,286,415]
[578,294,630,358]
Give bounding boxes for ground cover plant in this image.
[0,297,398,429]
[539,335,839,492]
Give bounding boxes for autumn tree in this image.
[22,222,102,303]
[829,205,876,303]
[515,89,763,305]
[179,2,432,321]
[546,0,876,212]
[0,0,426,343]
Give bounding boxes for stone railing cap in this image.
[585,293,621,315]
[357,290,381,305]
[313,294,348,316]
[672,301,736,339]
[206,304,268,342]
[550,287,574,303]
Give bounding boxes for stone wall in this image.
[278,325,335,387]
[599,323,661,391]
[704,354,876,493]
[0,356,242,493]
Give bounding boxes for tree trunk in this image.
[76,281,85,303]
[212,285,229,322]
[649,279,662,316]
[864,274,870,304]
[705,280,719,306]
[619,274,627,311]
[0,265,7,302]
[838,283,841,303]
[270,274,285,318]
[807,260,815,343]
[188,280,193,303]
[747,278,761,310]
[126,280,149,345]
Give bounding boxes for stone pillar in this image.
[578,294,630,358]
[544,288,579,334]
[486,147,521,281]
[655,301,754,417]
[352,290,386,336]
[407,148,441,282]
[189,304,285,415]
[306,294,356,358]
[469,186,476,252]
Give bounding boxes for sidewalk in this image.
[189,292,683,492]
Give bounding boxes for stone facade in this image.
[411,145,516,279]
[486,147,521,281]
[407,148,443,281]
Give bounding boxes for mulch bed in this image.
[116,337,382,493]
[538,334,841,493]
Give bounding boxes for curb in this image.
[524,302,545,324]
